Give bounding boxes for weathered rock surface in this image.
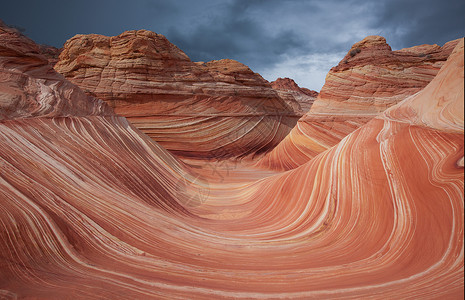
[257,36,460,170]
[54,30,301,159]
[37,44,61,66]
[314,35,459,115]
[0,25,463,299]
[270,77,318,114]
[0,22,112,120]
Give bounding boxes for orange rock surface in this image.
[257,36,460,170]
[0,23,463,299]
[54,30,301,159]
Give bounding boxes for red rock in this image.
[54,30,302,159]
[0,22,112,120]
[257,36,460,171]
[37,44,61,66]
[270,77,318,114]
[0,25,463,299]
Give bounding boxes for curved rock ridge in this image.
[270,77,318,114]
[0,30,463,299]
[314,35,460,115]
[256,36,461,171]
[381,39,464,133]
[0,22,112,120]
[54,30,301,159]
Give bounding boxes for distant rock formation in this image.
[257,36,460,170]
[37,44,61,65]
[54,30,303,159]
[314,35,459,115]
[270,77,318,114]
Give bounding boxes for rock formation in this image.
[257,36,460,170]
[270,77,318,114]
[0,23,111,120]
[54,30,302,159]
[0,22,463,299]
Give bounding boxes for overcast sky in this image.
[2,0,464,90]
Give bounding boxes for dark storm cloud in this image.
[1,0,464,90]
[372,0,465,48]
[1,0,180,46]
[166,0,310,66]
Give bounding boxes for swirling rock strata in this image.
[257,36,460,170]
[0,27,463,299]
[54,30,301,159]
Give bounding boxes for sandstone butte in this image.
[256,35,460,170]
[53,30,306,160]
[0,20,464,299]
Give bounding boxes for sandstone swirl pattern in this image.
[257,36,460,171]
[54,30,302,160]
[0,24,463,299]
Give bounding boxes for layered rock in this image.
[0,22,112,120]
[313,35,459,115]
[257,36,460,170]
[37,44,61,66]
[54,30,301,159]
[270,77,318,114]
[0,25,463,299]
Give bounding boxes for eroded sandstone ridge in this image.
[54,30,302,159]
[257,35,460,170]
[270,77,318,114]
[0,24,111,120]
[0,21,463,299]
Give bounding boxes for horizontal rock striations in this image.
[257,36,460,170]
[54,30,302,159]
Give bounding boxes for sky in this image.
[2,0,464,91]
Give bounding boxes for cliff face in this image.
[257,36,460,170]
[54,30,302,159]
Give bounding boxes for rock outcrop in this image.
[270,77,318,114]
[314,35,459,115]
[257,36,460,170]
[54,30,301,159]
[0,22,112,120]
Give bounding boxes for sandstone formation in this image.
[270,77,318,114]
[0,23,111,120]
[257,36,460,170]
[54,30,302,159]
[0,23,463,299]
[37,44,61,66]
